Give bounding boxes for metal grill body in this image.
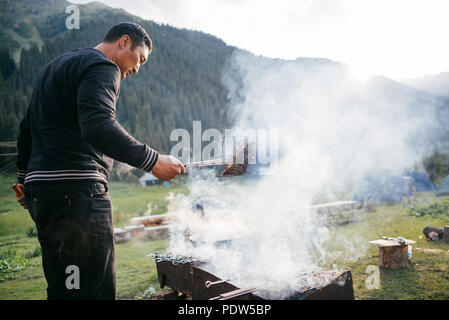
[150,254,354,300]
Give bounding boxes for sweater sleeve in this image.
[77,62,158,172]
[16,108,32,184]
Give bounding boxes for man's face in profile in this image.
[116,37,150,80]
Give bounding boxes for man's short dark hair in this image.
[103,22,152,50]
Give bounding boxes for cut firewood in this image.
[130,214,172,227]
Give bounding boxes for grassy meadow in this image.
[0,174,448,300]
[328,194,449,299]
[0,174,187,299]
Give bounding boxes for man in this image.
[15,22,186,299]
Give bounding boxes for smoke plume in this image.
[165,50,443,298]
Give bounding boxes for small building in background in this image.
[139,172,163,186]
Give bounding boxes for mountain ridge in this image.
[1,0,448,177]
[398,72,449,98]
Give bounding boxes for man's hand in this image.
[14,184,27,209]
[151,155,186,181]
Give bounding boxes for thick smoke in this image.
[165,50,442,298]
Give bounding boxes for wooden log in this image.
[444,226,449,243]
[130,214,172,227]
[378,245,409,269]
[423,225,444,241]
[124,224,145,236]
[114,228,131,244]
[144,226,169,240]
[311,201,361,214]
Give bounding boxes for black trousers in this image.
[25,181,116,300]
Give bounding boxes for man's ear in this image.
[119,35,131,49]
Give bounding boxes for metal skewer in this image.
[209,287,259,300]
[205,279,230,288]
[184,158,233,168]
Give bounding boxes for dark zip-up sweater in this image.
[17,48,159,185]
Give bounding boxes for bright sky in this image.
[70,0,449,79]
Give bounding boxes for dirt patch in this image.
[415,247,449,254]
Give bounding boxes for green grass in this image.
[0,174,186,300]
[326,195,449,300]
[115,239,167,299]
[0,174,448,299]
[108,180,188,227]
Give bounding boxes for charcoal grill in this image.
[150,254,354,300]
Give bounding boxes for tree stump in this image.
[423,225,444,240]
[444,226,449,243]
[378,246,409,269]
[370,239,415,269]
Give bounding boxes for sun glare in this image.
[349,63,374,82]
